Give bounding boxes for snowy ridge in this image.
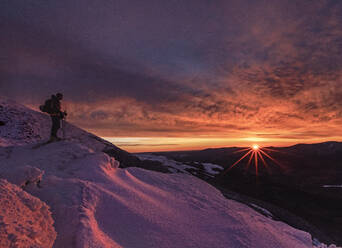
[136,154,194,174]
[136,153,223,177]
[202,162,224,175]
[0,99,339,248]
[0,97,120,151]
[0,97,140,169]
[322,185,342,188]
[0,98,47,146]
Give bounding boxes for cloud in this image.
[0,18,196,105]
[1,0,342,144]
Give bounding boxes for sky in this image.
[1,0,342,152]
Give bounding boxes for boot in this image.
[49,136,57,142]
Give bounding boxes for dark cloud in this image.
[0,19,195,105]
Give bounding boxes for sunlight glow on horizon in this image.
[101,136,342,153]
[104,136,252,152]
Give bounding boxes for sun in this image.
[221,144,283,177]
[252,144,259,151]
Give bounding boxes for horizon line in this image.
[102,136,342,153]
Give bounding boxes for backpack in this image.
[39,99,53,114]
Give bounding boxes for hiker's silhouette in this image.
[40,93,67,141]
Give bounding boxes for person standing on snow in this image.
[48,93,67,141]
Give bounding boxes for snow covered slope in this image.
[0,179,56,248]
[0,142,315,248]
[0,98,141,168]
[0,99,336,248]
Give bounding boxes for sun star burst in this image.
[221,144,281,176]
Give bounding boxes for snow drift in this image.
[0,98,336,247]
[0,179,56,248]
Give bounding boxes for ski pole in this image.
[62,115,66,139]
